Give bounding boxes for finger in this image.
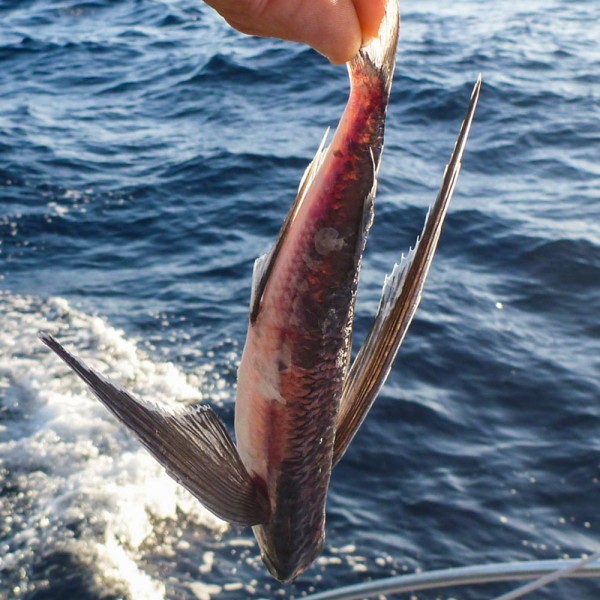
[290,0,363,64]
[352,0,388,43]
[205,0,363,65]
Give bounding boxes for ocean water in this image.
[1,0,599,598]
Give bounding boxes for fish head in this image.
[253,522,325,583]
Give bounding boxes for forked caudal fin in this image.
[348,0,399,93]
[39,332,269,526]
[333,75,483,466]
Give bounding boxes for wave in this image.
[0,292,226,599]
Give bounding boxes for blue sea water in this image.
[1,0,599,598]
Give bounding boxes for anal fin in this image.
[40,332,269,526]
[250,128,330,322]
[333,76,482,466]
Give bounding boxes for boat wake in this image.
[0,292,227,599]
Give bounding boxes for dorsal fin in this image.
[250,128,330,323]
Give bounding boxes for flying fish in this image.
[41,0,481,582]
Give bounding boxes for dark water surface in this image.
[1,0,599,598]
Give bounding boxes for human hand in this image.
[203,0,388,64]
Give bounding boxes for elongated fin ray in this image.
[250,128,330,322]
[333,76,482,466]
[39,332,269,526]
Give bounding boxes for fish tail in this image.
[349,0,399,95]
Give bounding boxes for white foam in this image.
[0,291,228,599]
[189,582,223,600]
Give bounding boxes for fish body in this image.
[234,6,398,581]
[39,0,482,583]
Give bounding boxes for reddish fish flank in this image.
[234,3,399,582]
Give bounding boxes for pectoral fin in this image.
[40,332,269,526]
[333,76,482,466]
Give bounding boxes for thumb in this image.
[204,0,388,65]
[296,0,388,64]
[352,0,388,44]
